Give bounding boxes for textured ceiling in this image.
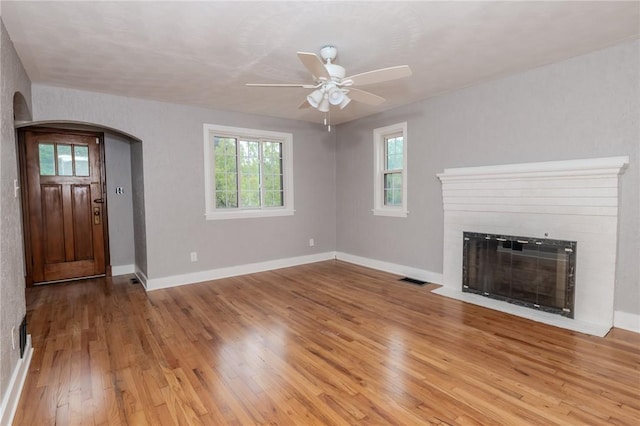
[2,1,639,125]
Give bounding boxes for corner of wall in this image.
[614,311,640,334]
[0,337,32,426]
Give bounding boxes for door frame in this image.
[18,126,111,286]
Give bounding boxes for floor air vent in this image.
[399,277,427,286]
[19,315,27,358]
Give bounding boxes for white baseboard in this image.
[335,252,443,285]
[135,266,148,290]
[614,311,640,333]
[111,264,135,276]
[145,252,337,291]
[0,335,33,426]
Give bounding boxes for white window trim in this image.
[372,122,408,218]
[203,124,294,220]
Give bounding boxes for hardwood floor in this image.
[13,260,640,425]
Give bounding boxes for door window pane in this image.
[57,144,73,176]
[74,145,89,176]
[38,143,55,176]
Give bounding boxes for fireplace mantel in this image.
[436,156,628,336]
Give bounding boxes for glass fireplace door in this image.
[462,232,576,318]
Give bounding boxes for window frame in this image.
[372,122,408,217]
[203,124,294,220]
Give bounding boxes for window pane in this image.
[239,140,261,208]
[224,155,237,173]
[214,137,238,209]
[240,191,260,208]
[217,191,238,209]
[57,144,73,176]
[384,172,402,206]
[262,142,283,207]
[264,190,283,207]
[210,131,289,213]
[74,145,89,176]
[385,136,403,170]
[216,192,225,208]
[39,143,55,176]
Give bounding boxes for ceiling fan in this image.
[246,45,412,126]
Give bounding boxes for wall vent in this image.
[19,315,27,358]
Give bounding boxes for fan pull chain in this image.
[323,112,331,132]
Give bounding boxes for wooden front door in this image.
[21,128,108,285]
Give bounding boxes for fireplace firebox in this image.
[462,232,576,318]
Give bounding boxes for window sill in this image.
[206,208,295,220]
[372,208,408,218]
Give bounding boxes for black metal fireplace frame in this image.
[462,232,577,318]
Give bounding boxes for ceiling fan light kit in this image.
[318,97,330,113]
[328,85,345,105]
[246,45,412,130]
[307,89,324,108]
[339,95,351,110]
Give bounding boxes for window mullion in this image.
[235,141,241,208]
[259,140,265,208]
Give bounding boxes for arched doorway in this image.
[15,121,146,286]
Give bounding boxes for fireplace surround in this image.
[436,156,628,336]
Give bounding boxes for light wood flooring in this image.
[13,260,640,425]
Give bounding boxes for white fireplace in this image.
[436,156,629,336]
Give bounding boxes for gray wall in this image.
[0,20,31,404]
[104,132,135,269]
[336,40,639,315]
[130,139,147,277]
[31,86,337,281]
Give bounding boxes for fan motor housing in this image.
[325,63,345,80]
[320,45,338,62]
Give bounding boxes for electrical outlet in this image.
[190,252,198,262]
[309,238,315,247]
[14,179,20,198]
[11,326,15,350]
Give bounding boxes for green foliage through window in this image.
[384,172,402,206]
[39,144,55,176]
[213,136,284,209]
[38,142,91,177]
[385,136,403,170]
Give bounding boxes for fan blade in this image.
[345,65,412,86]
[297,52,330,81]
[298,99,311,109]
[347,88,385,105]
[246,83,317,88]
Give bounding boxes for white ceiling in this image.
[2,1,639,125]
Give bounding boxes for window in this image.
[373,122,408,217]
[204,124,294,220]
[38,142,90,177]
